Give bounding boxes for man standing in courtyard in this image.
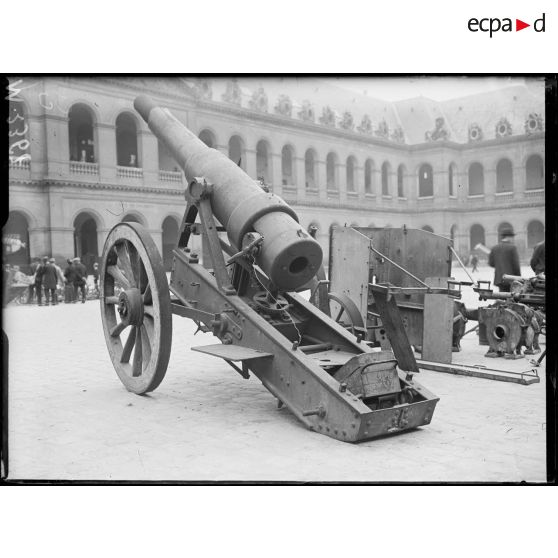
[73,257,87,303]
[34,257,47,305]
[63,259,75,303]
[42,257,59,305]
[488,228,521,292]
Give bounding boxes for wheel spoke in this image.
[105,295,119,305]
[143,283,152,304]
[140,324,152,365]
[110,321,128,338]
[143,317,154,345]
[115,243,137,288]
[121,327,136,363]
[107,265,131,290]
[335,307,344,323]
[128,244,142,288]
[132,327,143,377]
[143,304,154,318]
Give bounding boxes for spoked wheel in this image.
[100,222,172,394]
[328,292,365,337]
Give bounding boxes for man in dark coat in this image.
[34,257,48,305]
[42,257,59,305]
[73,257,88,303]
[488,228,521,292]
[530,240,545,274]
[63,258,76,303]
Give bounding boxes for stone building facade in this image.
[6,76,545,273]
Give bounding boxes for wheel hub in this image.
[117,288,144,326]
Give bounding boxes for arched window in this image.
[468,162,484,196]
[256,140,271,183]
[470,224,485,250]
[162,216,180,271]
[496,159,513,192]
[346,156,356,192]
[73,212,98,273]
[158,140,179,172]
[228,135,245,169]
[497,222,514,242]
[422,225,434,233]
[326,152,338,190]
[8,101,30,165]
[526,154,544,190]
[448,163,457,197]
[281,144,294,186]
[418,163,433,197]
[116,113,139,167]
[364,159,374,194]
[69,104,96,163]
[305,149,316,189]
[4,211,30,268]
[527,220,544,248]
[381,162,391,196]
[121,214,144,225]
[397,164,405,198]
[198,129,216,148]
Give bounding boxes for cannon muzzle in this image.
[134,95,322,291]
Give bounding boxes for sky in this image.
[326,76,542,102]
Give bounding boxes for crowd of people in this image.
[5,257,100,306]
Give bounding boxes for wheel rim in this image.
[100,222,172,394]
[328,292,365,335]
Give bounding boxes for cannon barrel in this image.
[134,95,322,291]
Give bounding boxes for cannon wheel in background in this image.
[100,222,172,394]
[328,292,365,336]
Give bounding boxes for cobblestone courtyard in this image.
[3,266,547,482]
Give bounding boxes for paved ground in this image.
[4,265,547,482]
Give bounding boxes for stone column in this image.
[337,161,346,204]
[28,115,47,179]
[433,167,446,207]
[316,160,327,202]
[271,152,282,197]
[97,123,117,182]
[50,227,75,261]
[484,168,496,204]
[294,156,305,199]
[245,148,257,180]
[148,229,163,255]
[355,164,365,201]
[140,130,159,186]
[28,227,51,259]
[44,114,69,179]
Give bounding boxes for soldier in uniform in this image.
[488,228,521,292]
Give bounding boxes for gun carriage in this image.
[98,96,439,442]
[474,275,545,359]
[327,225,472,364]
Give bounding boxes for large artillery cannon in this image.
[99,96,438,442]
